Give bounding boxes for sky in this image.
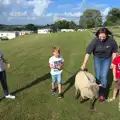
[0,0,120,25]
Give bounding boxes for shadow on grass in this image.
[62,74,76,95]
[0,73,50,101]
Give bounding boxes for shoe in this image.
[51,88,56,95]
[118,102,120,111]
[107,97,115,102]
[58,93,63,99]
[5,94,15,99]
[99,95,105,102]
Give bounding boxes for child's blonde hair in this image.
[53,46,60,54]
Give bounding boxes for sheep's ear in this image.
[90,85,98,91]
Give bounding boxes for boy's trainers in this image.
[118,102,120,111]
[58,93,63,99]
[5,95,15,99]
[107,97,115,102]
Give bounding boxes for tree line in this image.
[79,8,120,28]
[0,8,120,31]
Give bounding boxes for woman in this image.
[0,51,15,99]
[81,28,118,102]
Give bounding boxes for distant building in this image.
[0,31,19,40]
[77,29,87,32]
[37,28,51,34]
[19,30,33,36]
[60,29,75,32]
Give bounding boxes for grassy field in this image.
[0,31,120,120]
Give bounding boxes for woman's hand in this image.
[81,63,86,70]
[81,54,90,70]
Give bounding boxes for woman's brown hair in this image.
[95,28,113,38]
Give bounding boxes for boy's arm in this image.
[2,56,10,68]
[112,63,117,81]
[112,57,117,81]
[2,57,8,64]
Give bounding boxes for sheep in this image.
[74,69,102,111]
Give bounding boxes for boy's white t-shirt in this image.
[49,56,64,75]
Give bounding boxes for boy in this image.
[0,51,15,99]
[107,46,120,110]
[49,47,64,99]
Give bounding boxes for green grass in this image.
[0,31,120,120]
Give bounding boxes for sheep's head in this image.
[90,84,103,98]
[89,84,101,98]
[90,84,99,92]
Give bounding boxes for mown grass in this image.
[0,31,120,120]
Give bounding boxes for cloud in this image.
[101,7,111,22]
[101,7,111,16]
[0,0,54,25]
[50,12,82,24]
[0,0,52,16]
[73,0,107,10]
[26,0,52,16]
[0,0,111,25]
[3,11,82,25]
[46,12,82,18]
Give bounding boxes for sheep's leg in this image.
[79,91,89,103]
[80,97,89,103]
[89,97,97,111]
[75,89,80,99]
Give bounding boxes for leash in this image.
[82,70,91,81]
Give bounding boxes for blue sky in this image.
[0,0,119,25]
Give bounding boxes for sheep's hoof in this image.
[75,95,79,99]
[90,108,94,112]
[80,99,86,103]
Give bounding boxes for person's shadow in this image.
[105,69,113,98]
[0,73,50,101]
[62,74,76,95]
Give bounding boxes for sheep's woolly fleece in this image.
[75,71,98,99]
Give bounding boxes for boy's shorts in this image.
[114,80,120,89]
[51,73,62,84]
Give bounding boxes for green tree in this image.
[54,20,77,29]
[105,8,120,26]
[50,24,58,33]
[79,9,102,28]
[55,20,70,29]
[25,24,37,31]
[69,21,77,29]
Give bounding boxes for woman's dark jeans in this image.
[94,56,111,98]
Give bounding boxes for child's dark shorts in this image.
[114,80,120,89]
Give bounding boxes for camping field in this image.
[0,31,120,120]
